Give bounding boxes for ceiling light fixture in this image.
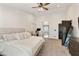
[32,3,50,11]
[38,7,44,11]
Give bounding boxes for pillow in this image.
[2,31,31,41]
[3,33,19,41]
[22,32,31,39]
[16,32,31,40]
[16,32,25,40]
[24,32,31,38]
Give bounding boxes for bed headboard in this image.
[0,28,25,34]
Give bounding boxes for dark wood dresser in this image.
[69,38,79,56]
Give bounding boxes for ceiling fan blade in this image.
[40,3,43,6]
[32,3,43,8]
[44,3,50,6]
[37,3,43,7]
[43,7,48,10]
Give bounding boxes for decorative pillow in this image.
[15,32,31,40]
[16,32,25,40]
[23,32,31,38]
[22,32,31,39]
[1,31,31,41]
[3,33,18,41]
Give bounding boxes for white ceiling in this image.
[0,3,72,16]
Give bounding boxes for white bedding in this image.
[0,36,45,56]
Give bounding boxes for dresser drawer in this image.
[69,38,79,56]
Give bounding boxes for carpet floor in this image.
[37,39,71,56]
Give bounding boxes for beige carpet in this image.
[37,39,71,56]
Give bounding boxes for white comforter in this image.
[0,36,45,56]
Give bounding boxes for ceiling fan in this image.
[32,3,50,11]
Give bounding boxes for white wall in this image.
[35,4,79,39]
[35,12,67,39]
[0,4,76,39]
[0,5,35,32]
[67,4,79,38]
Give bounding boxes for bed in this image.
[0,28,45,56]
